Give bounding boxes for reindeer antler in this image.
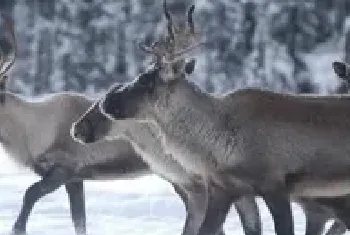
[163,0,174,42]
[0,15,16,80]
[187,5,195,35]
[138,0,200,65]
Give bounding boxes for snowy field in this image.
[0,145,338,235]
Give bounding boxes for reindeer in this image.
[72,1,350,235]
[72,2,350,235]
[0,14,228,235]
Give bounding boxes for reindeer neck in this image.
[2,92,28,127]
[3,93,47,129]
[154,78,219,126]
[0,93,38,167]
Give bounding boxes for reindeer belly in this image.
[78,159,149,180]
[248,121,350,174]
[290,179,350,198]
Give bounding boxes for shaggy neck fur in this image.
[151,78,240,176]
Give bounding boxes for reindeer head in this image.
[0,15,16,102]
[333,61,350,94]
[100,0,199,121]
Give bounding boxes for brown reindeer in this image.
[72,2,350,235]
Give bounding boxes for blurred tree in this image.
[0,0,347,95]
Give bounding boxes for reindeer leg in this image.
[304,210,328,235]
[234,195,261,235]
[174,182,226,235]
[12,166,71,235]
[197,187,261,235]
[65,181,86,235]
[261,191,294,235]
[171,183,192,231]
[301,200,330,235]
[180,179,209,235]
[196,184,232,235]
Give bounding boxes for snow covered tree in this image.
[0,0,348,95]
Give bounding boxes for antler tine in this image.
[137,40,165,58]
[163,0,175,42]
[187,5,195,35]
[172,41,202,58]
[0,15,16,79]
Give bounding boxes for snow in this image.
[0,144,340,235]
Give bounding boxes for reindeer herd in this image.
[2,1,350,235]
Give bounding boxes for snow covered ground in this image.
[0,145,337,235]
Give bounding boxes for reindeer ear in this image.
[0,75,7,103]
[185,58,196,74]
[333,61,348,79]
[0,75,7,91]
